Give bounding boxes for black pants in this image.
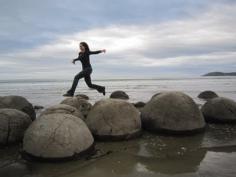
[68,67,104,94]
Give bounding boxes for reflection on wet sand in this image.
[135,133,206,174]
[0,124,236,177]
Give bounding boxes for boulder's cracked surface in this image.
[201,97,236,123]
[141,92,206,134]
[23,113,94,160]
[40,104,84,120]
[61,97,92,118]
[0,108,32,145]
[86,99,141,141]
[0,96,36,120]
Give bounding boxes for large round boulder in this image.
[110,90,129,100]
[86,99,141,141]
[40,104,84,120]
[0,109,32,145]
[23,113,94,161]
[0,96,36,120]
[151,92,162,100]
[141,92,206,134]
[61,97,92,118]
[201,97,236,123]
[198,91,218,100]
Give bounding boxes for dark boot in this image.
[63,90,74,97]
[101,87,106,96]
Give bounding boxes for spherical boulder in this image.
[23,113,94,161]
[0,109,32,145]
[40,104,84,120]
[86,99,141,140]
[198,91,218,100]
[110,90,129,100]
[61,97,92,118]
[151,92,162,100]
[0,96,36,120]
[201,97,236,123]
[141,92,206,134]
[133,101,146,108]
[132,101,146,112]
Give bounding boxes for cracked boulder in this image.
[86,99,141,141]
[23,113,94,161]
[198,91,218,100]
[61,97,92,118]
[40,104,84,120]
[201,97,236,123]
[110,90,129,100]
[0,108,32,145]
[0,95,36,120]
[141,92,206,134]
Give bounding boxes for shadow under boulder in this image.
[22,113,94,161]
[141,91,206,135]
[0,109,32,146]
[0,95,36,121]
[201,97,236,123]
[86,99,142,141]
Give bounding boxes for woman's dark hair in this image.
[80,42,90,52]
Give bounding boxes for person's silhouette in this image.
[63,42,106,97]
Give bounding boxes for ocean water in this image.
[0,76,236,177]
[0,76,236,107]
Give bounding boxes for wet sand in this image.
[1,124,236,177]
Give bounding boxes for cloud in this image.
[0,1,236,79]
[1,0,234,52]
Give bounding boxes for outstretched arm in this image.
[89,49,106,55]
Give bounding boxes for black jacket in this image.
[74,50,102,69]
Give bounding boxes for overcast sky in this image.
[0,0,236,79]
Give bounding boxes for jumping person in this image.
[63,42,106,97]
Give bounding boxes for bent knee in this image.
[74,75,81,80]
[87,84,93,88]
[87,83,95,88]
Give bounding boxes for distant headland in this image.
[203,72,236,76]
